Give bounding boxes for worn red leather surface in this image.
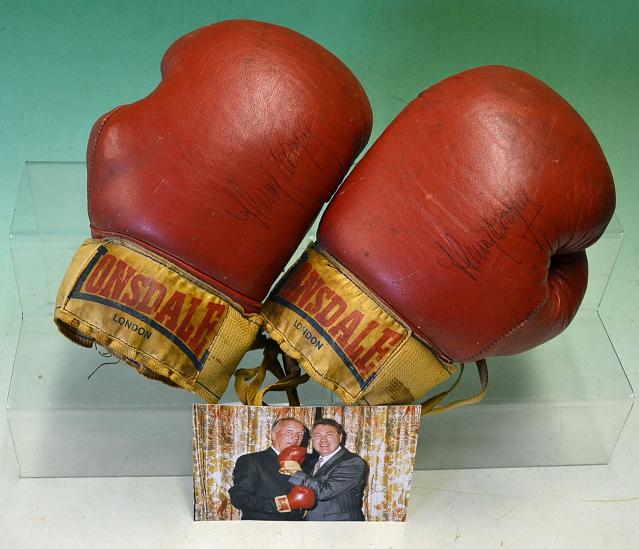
[320,65,614,361]
[88,20,372,312]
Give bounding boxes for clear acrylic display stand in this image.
[7,162,633,477]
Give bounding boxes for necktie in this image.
[312,457,324,475]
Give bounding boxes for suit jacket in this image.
[289,447,368,521]
[228,447,305,521]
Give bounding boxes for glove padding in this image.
[262,65,615,408]
[53,20,372,402]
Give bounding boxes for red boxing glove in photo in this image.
[275,486,316,512]
[278,445,307,475]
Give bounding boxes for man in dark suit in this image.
[284,418,368,521]
[228,417,313,520]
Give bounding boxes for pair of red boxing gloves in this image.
[54,20,615,409]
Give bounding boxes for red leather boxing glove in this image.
[262,66,615,406]
[278,445,307,474]
[275,485,316,512]
[54,20,372,402]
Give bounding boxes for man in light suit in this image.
[229,417,312,520]
[285,418,368,521]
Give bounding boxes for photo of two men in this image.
[193,405,421,522]
[229,416,367,521]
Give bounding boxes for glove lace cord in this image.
[420,359,489,416]
[234,334,309,406]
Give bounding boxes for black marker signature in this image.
[270,123,324,179]
[223,121,324,229]
[223,164,305,230]
[435,190,547,282]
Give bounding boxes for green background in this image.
[1,0,638,376]
[3,0,637,208]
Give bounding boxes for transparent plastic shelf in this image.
[7,162,633,476]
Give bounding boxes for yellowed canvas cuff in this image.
[274,495,291,513]
[261,246,456,405]
[54,238,261,402]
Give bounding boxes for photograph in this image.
[193,404,422,521]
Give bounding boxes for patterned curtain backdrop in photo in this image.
[318,405,421,521]
[193,405,316,521]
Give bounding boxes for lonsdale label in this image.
[61,241,228,374]
[263,248,409,400]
